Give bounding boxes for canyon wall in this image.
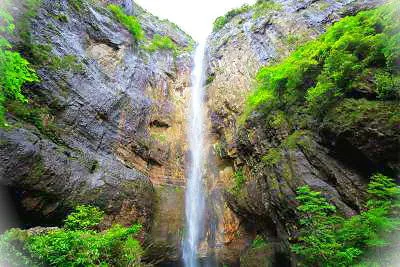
[0,1,192,261]
[206,0,398,265]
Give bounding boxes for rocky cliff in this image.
[206,0,398,265]
[1,0,399,265]
[0,1,193,256]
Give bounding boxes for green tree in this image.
[0,6,38,126]
[292,174,400,266]
[291,186,351,266]
[64,205,104,230]
[0,205,144,266]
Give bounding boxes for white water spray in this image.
[183,39,208,267]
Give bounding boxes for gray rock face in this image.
[0,127,153,227]
[206,0,385,131]
[1,0,193,230]
[205,0,394,264]
[105,0,194,47]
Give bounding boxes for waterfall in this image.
[183,39,207,267]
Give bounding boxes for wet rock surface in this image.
[1,0,192,242]
[205,0,397,264]
[206,0,385,144]
[1,0,398,265]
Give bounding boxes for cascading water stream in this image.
[183,39,208,267]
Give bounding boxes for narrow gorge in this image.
[0,0,399,266]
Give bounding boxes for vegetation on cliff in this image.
[229,168,247,195]
[144,34,178,53]
[1,0,191,129]
[108,4,144,41]
[293,174,400,266]
[0,205,144,266]
[0,0,80,143]
[213,4,251,32]
[108,3,193,55]
[0,6,38,127]
[212,0,282,32]
[1,0,399,265]
[226,2,400,265]
[246,2,399,118]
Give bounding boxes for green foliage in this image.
[213,16,228,32]
[182,40,196,54]
[0,4,15,35]
[120,236,143,266]
[0,0,79,129]
[27,224,143,266]
[0,205,144,266]
[6,100,65,144]
[262,148,282,166]
[21,42,83,72]
[25,43,52,66]
[12,0,82,72]
[30,158,45,181]
[68,0,83,11]
[213,4,251,32]
[156,18,195,53]
[14,0,42,52]
[144,34,177,54]
[292,186,343,266]
[284,34,302,45]
[292,174,400,266]
[230,168,246,195]
[64,205,104,230]
[374,70,400,99]
[252,0,282,19]
[283,131,305,149]
[283,34,307,50]
[151,132,167,143]
[295,186,337,217]
[53,13,68,23]
[367,173,400,203]
[0,229,36,267]
[212,1,282,32]
[11,0,83,72]
[0,48,39,124]
[0,6,38,127]
[50,55,84,73]
[206,73,216,85]
[251,235,268,248]
[247,3,400,118]
[269,111,285,127]
[212,142,224,158]
[260,131,311,167]
[108,4,144,41]
[323,98,400,133]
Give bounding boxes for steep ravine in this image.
[205,0,398,265]
[0,0,193,263]
[1,0,399,266]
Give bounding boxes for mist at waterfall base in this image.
[182,39,208,267]
[0,187,20,233]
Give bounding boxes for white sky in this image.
[135,0,256,41]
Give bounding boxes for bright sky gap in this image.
[135,0,256,40]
